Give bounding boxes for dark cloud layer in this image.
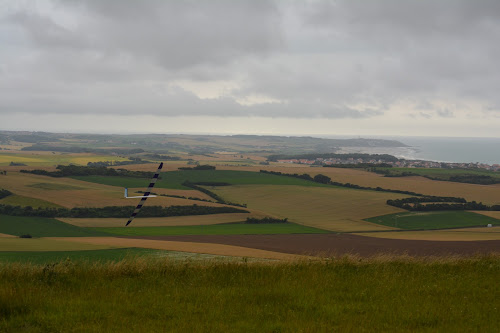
[1,0,500,123]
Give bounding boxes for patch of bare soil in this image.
[124,234,500,257]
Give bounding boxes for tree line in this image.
[21,165,157,179]
[182,181,247,208]
[0,189,13,200]
[386,197,500,211]
[259,170,424,196]
[0,204,248,218]
[244,217,288,224]
[372,168,500,185]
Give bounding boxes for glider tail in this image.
[126,162,163,226]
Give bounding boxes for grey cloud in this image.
[1,0,500,122]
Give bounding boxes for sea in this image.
[320,136,500,165]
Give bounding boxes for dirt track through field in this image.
[125,234,500,257]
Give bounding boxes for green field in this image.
[1,257,499,332]
[27,182,84,190]
[376,167,500,179]
[71,170,329,190]
[365,211,500,230]
[0,215,107,237]
[0,195,63,208]
[0,248,267,264]
[93,223,330,236]
[0,248,169,264]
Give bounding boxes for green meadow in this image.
[0,257,499,332]
[365,211,500,230]
[0,248,168,264]
[0,195,63,208]
[93,223,330,236]
[0,215,106,237]
[376,167,500,179]
[71,170,329,190]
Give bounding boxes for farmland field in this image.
[0,195,63,208]
[0,152,130,166]
[0,172,223,208]
[239,165,500,205]
[365,211,500,230]
[0,248,268,264]
[375,167,500,179]
[92,223,330,236]
[71,170,329,190]
[59,213,260,227]
[355,229,500,241]
[0,237,117,251]
[0,215,107,237]
[211,185,406,232]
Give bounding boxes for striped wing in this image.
[125,162,163,226]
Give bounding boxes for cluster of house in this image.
[276,157,500,171]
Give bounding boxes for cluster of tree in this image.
[182,181,246,208]
[21,165,156,179]
[448,175,500,185]
[386,197,500,211]
[324,163,393,169]
[371,169,418,177]
[267,153,399,162]
[259,170,424,196]
[0,204,248,218]
[145,154,181,161]
[9,162,27,166]
[387,196,466,204]
[244,217,288,224]
[21,144,145,155]
[0,189,13,199]
[178,165,216,171]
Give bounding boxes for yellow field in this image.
[52,237,309,261]
[355,228,500,241]
[211,185,406,232]
[0,172,225,208]
[59,213,263,227]
[0,151,130,166]
[214,165,500,205]
[0,238,119,251]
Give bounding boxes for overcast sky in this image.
[1,0,500,137]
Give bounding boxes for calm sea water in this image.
[320,136,500,165]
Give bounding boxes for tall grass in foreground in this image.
[1,256,499,332]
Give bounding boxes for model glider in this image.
[125,162,163,226]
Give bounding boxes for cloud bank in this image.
[1,0,500,135]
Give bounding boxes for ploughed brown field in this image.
[123,234,500,257]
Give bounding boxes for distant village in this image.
[276,157,500,171]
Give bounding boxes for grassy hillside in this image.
[0,257,499,332]
[365,211,500,230]
[0,215,107,237]
[93,223,330,236]
[71,170,329,190]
